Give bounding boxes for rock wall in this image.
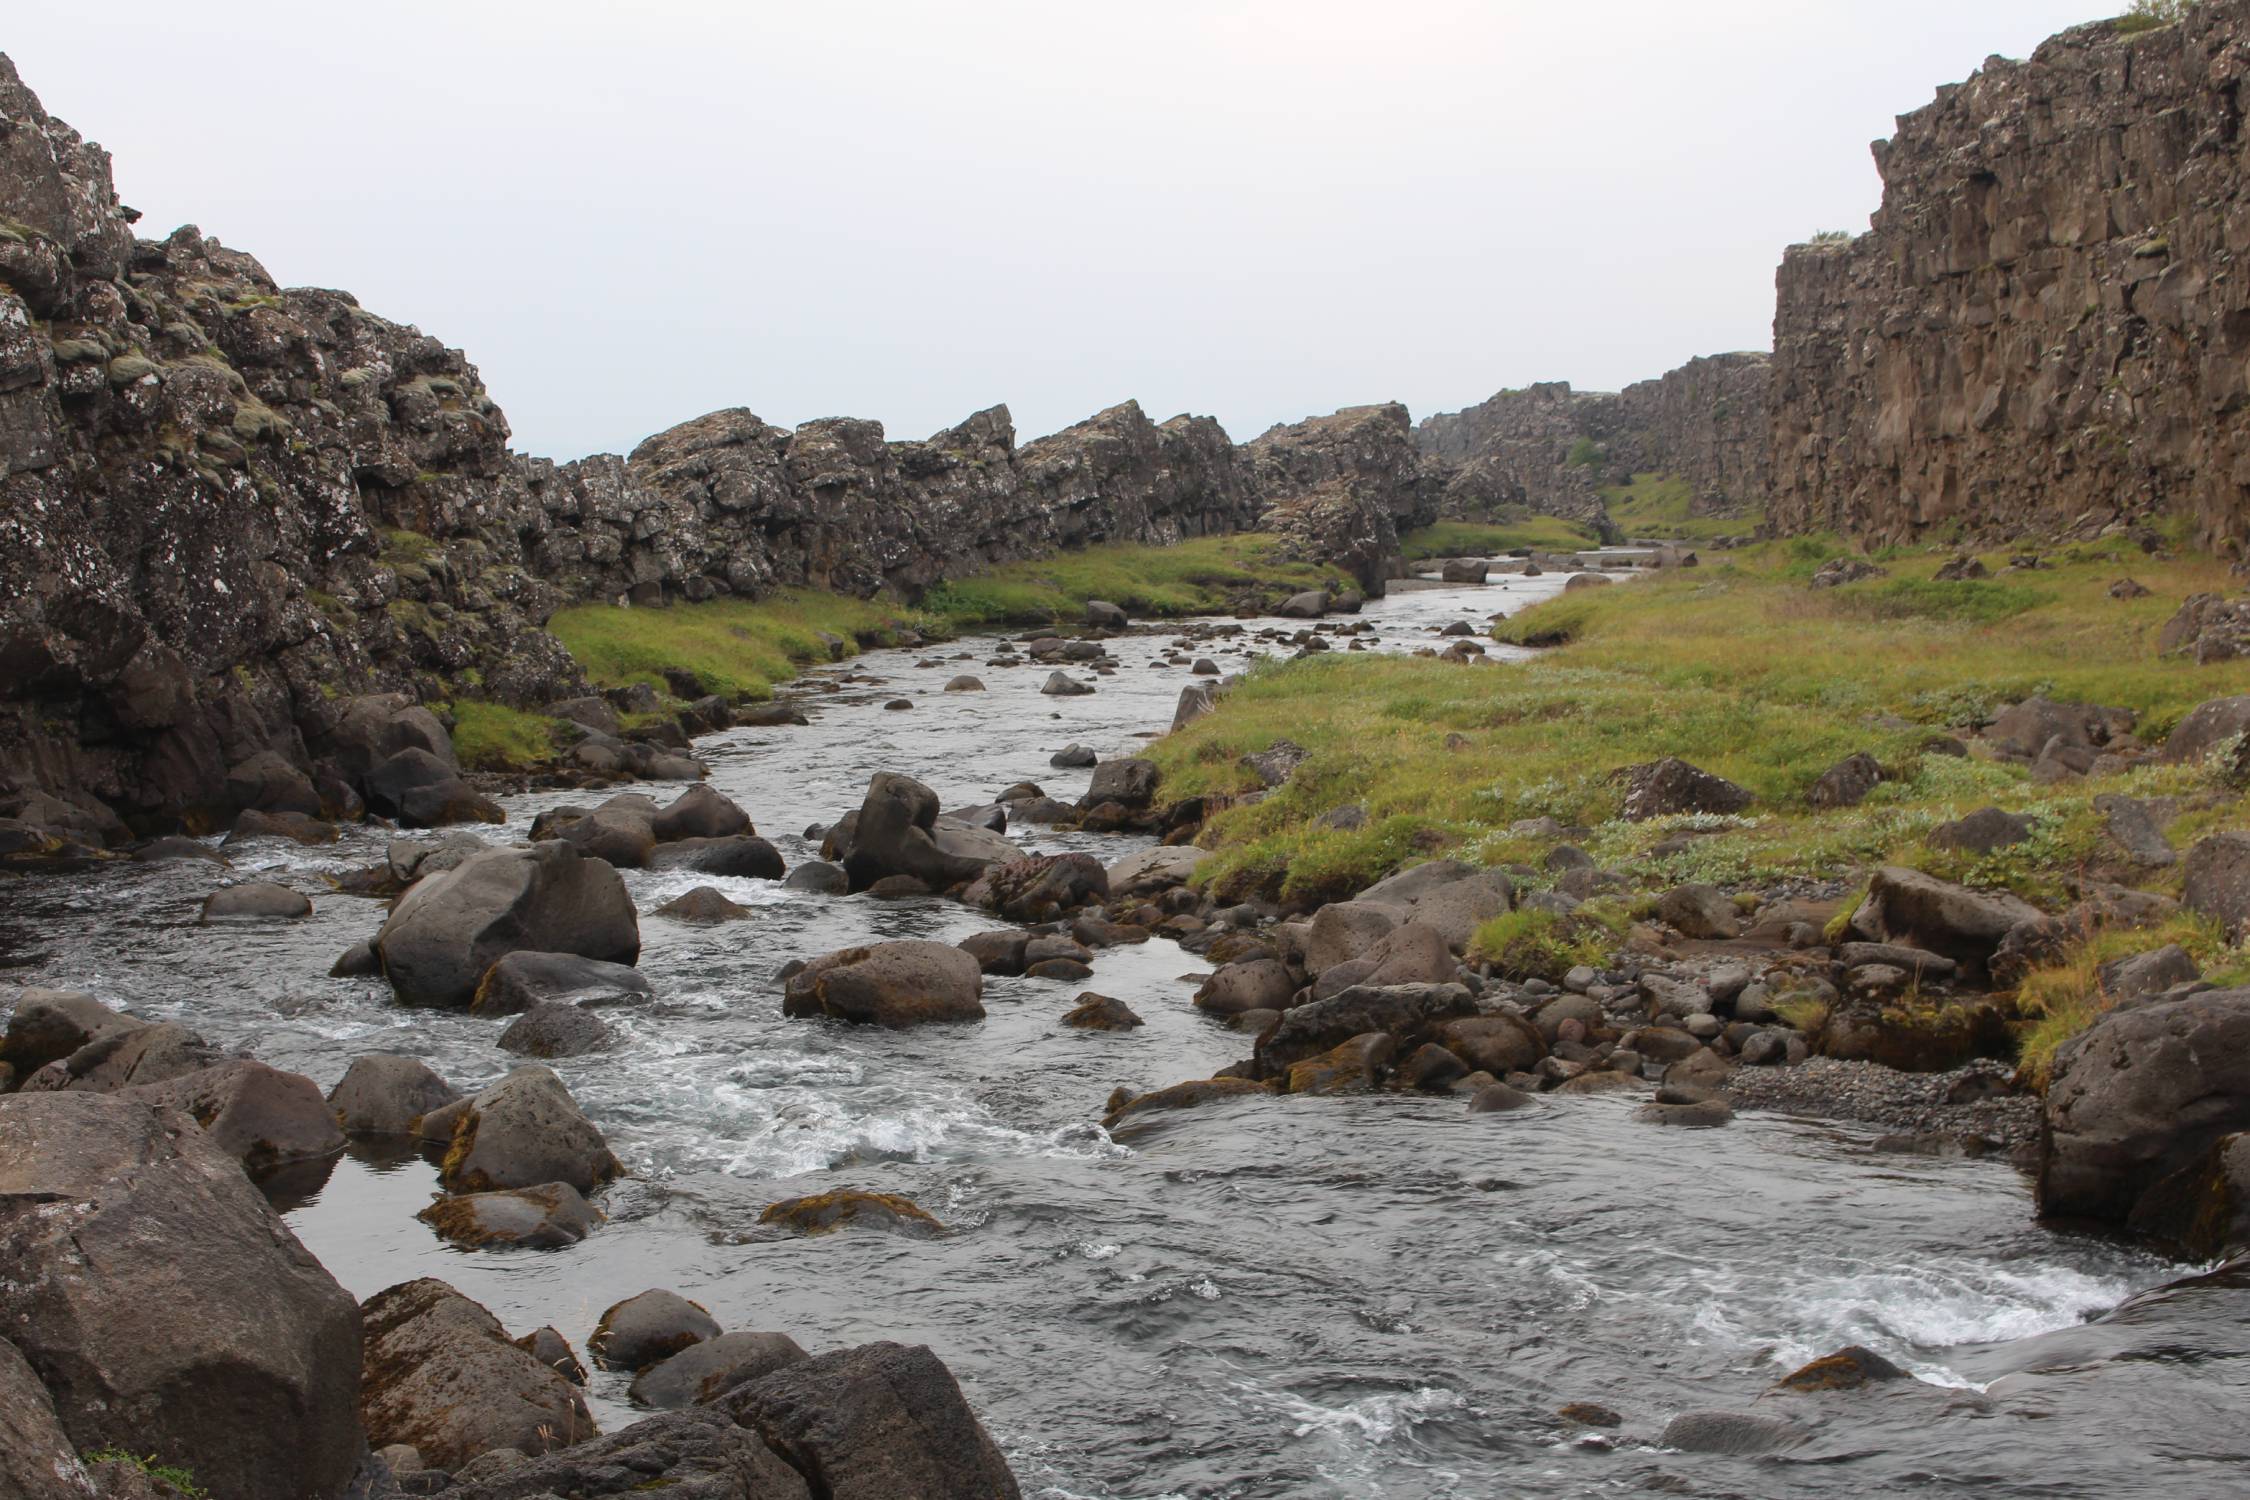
[1768,4,2250,546]
[1414,354,1770,532]
[0,54,1426,829]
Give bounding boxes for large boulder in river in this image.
[438,1064,622,1194]
[651,784,753,842]
[590,1289,721,1372]
[375,842,640,1008]
[716,1340,1022,1500]
[0,1092,364,1500]
[783,942,986,1026]
[117,1058,343,1172]
[836,773,1017,892]
[629,1332,807,1409]
[0,988,141,1077]
[2039,987,2250,1226]
[360,1277,596,1470]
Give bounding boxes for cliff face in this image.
[0,55,1427,830]
[1414,354,1770,532]
[1768,4,2250,546]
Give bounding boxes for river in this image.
[2,571,2235,1499]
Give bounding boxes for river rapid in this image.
[4,572,2240,1499]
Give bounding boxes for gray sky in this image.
[14,1,2102,460]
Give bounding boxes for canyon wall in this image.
[1768,3,2250,546]
[0,55,1430,829]
[1413,353,1770,532]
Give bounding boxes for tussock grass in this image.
[2015,912,2250,1084]
[919,534,1333,628]
[1400,516,1599,560]
[548,591,932,701]
[440,700,561,772]
[1602,471,1762,541]
[1152,537,2250,940]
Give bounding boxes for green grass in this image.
[918,534,1334,629]
[1151,537,2250,935]
[1602,471,1763,542]
[548,590,935,702]
[1471,905,1629,982]
[1399,516,1600,560]
[2014,911,2250,1084]
[83,1449,210,1499]
[440,700,563,772]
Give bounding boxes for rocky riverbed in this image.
[10,573,2246,1499]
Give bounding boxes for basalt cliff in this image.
[0,55,1432,831]
[1768,2,2250,547]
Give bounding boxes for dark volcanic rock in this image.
[438,1064,622,1194]
[361,1277,596,1469]
[591,1289,721,1373]
[782,941,985,1026]
[447,1406,808,1500]
[715,1340,1022,1500]
[0,1091,364,1500]
[376,843,641,1008]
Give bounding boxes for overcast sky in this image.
[14,1,2102,460]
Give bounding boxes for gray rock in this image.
[1928,806,2034,854]
[361,1278,596,1470]
[0,1092,364,1499]
[473,950,654,1016]
[445,1406,808,1500]
[715,1340,1021,1500]
[783,941,985,1026]
[198,880,311,923]
[377,843,641,1009]
[417,1182,600,1250]
[1657,883,1739,939]
[2185,832,2250,934]
[496,1001,614,1059]
[629,1331,807,1409]
[439,1065,623,1195]
[591,1289,722,1373]
[1255,982,1477,1077]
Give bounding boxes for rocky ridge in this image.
[0,53,1429,833]
[1768,3,2250,547]
[1413,352,1771,533]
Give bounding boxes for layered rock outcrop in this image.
[0,53,1428,831]
[1414,353,1769,533]
[1768,5,2250,546]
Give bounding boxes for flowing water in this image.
[4,573,2241,1498]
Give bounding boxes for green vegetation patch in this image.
[547,590,934,702]
[919,534,1333,629]
[82,1448,211,1500]
[1602,471,1763,542]
[440,700,564,772]
[1400,515,1600,560]
[1152,537,2250,928]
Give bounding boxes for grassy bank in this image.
[1398,515,1600,560]
[443,535,1331,762]
[1149,534,2250,1059]
[918,534,1335,628]
[548,590,933,702]
[1602,471,1762,542]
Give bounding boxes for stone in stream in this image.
[0,989,142,1077]
[496,1000,614,1059]
[590,1289,721,1372]
[364,746,504,828]
[783,940,986,1026]
[1041,671,1096,696]
[327,1054,462,1136]
[760,1189,943,1237]
[1101,1077,1272,1130]
[653,884,754,923]
[116,1058,344,1172]
[1254,983,1477,1078]
[198,879,311,922]
[784,859,850,894]
[629,1332,809,1409]
[647,832,788,879]
[0,1092,365,1500]
[714,1340,1024,1499]
[1063,992,1144,1030]
[649,784,753,841]
[438,1065,623,1195]
[831,771,1018,892]
[472,950,654,1016]
[1468,1081,1537,1113]
[222,808,339,846]
[361,1278,597,1468]
[1050,744,1098,767]
[417,1181,601,1249]
[958,929,1030,975]
[1194,959,1297,1015]
[376,842,641,1008]
[976,852,1110,921]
